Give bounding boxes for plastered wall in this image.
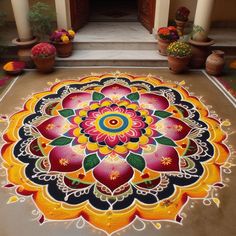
[169,0,236,22]
[0,0,56,21]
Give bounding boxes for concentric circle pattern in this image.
[1,74,230,234]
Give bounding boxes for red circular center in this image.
[109,119,118,125]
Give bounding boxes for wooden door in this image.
[70,0,90,31]
[138,0,156,33]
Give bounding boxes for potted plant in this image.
[175,6,190,36]
[50,29,75,57]
[12,2,54,69]
[31,43,56,73]
[167,41,192,73]
[157,26,179,56]
[188,25,214,69]
[28,2,55,40]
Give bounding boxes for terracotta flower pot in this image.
[158,37,172,56]
[53,41,73,58]
[32,55,55,73]
[175,19,187,36]
[189,38,215,69]
[168,55,191,74]
[206,50,225,76]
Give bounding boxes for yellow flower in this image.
[68,30,75,37]
[61,35,70,44]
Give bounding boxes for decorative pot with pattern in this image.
[175,19,187,36]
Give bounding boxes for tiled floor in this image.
[75,22,156,43]
[1,22,236,47]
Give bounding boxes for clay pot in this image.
[12,37,39,69]
[157,37,172,56]
[175,19,187,36]
[53,41,73,58]
[168,55,191,74]
[32,55,55,73]
[189,38,214,69]
[206,50,225,76]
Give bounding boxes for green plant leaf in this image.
[155,137,177,146]
[92,92,105,101]
[59,109,75,118]
[83,154,100,172]
[154,110,172,118]
[127,92,140,101]
[50,137,72,146]
[28,2,55,37]
[127,153,145,172]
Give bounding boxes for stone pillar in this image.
[193,0,215,41]
[154,0,170,34]
[55,0,71,29]
[11,0,32,41]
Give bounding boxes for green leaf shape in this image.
[154,110,172,118]
[127,153,145,172]
[50,137,72,146]
[155,136,177,146]
[93,92,105,101]
[83,154,100,172]
[183,157,195,170]
[59,109,75,118]
[127,92,140,101]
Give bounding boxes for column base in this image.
[189,38,215,69]
[12,36,39,68]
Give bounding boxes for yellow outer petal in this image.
[77,135,88,144]
[87,142,98,151]
[139,135,149,145]
[99,146,112,155]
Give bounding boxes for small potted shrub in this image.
[189,25,215,69]
[175,6,190,36]
[50,29,75,57]
[157,26,179,56]
[167,41,192,73]
[31,43,56,73]
[28,2,55,40]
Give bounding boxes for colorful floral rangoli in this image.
[1,74,230,234]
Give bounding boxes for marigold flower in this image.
[50,29,75,44]
[68,30,75,37]
[61,35,70,44]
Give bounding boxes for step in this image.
[73,41,157,50]
[55,49,167,67]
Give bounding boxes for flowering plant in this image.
[158,26,179,41]
[50,29,75,44]
[31,43,56,58]
[175,7,190,22]
[3,61,25,72]
[167,41,192,57]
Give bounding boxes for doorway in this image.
[90,0,138,22]
[70,0,156,33]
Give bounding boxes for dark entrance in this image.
[90,0,138,22]
[70,0,156,33]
